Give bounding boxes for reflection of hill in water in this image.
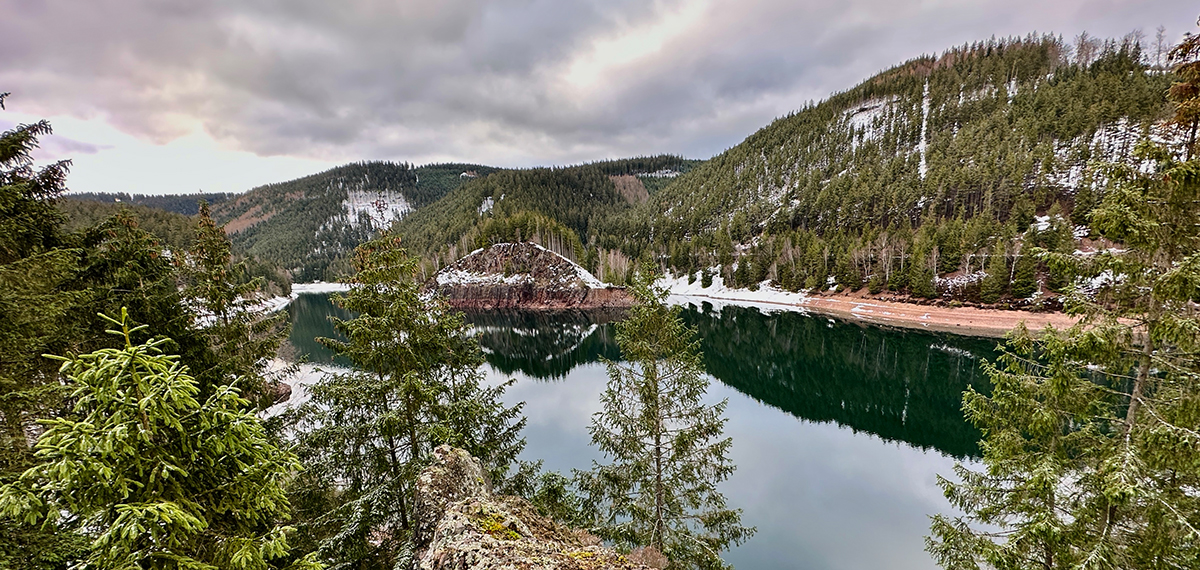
[679,305,993,458]
[286,293,354,366]
[286,294,991,457]
[465,310,624,380]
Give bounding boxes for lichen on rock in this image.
[412,445,655,570]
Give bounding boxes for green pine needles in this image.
[928,148,1200,569]
[289,234,525,569]
[0,309,317,570]
[579,274,754,570]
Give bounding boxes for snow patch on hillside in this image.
[846,97,897,149]
[919,81,930,179]
[642,169,681,178]
[344,188,413,228]
[1044,120,1188,192]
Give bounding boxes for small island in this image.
[424,242,634,310]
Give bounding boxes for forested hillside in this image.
[394,155,697,279]
[59,198,200,251]
[56,198,292,295]
[212,161,495,281]
[66,191,235,215]
[595,34,1180,304]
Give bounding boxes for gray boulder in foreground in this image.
[413,445,662,570]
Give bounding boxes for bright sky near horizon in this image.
[2,0,1197,195]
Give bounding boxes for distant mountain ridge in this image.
[66,191,236,216]
[394,155,699,281]
[211,161,498,281]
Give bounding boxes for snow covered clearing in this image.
[845,97,897,150]
[344,188,413,228]
[657,273,811,315]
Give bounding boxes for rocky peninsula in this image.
[425,243,634,310]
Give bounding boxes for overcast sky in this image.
[2,0,1196,195]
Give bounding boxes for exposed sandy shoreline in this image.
[670,291,1079,338]
[286,278,1075,339]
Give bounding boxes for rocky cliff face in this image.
[413,446,661,570]
[426,243,634,310]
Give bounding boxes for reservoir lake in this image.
[284,293,997,570]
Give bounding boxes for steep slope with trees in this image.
[600,33,1179,305]
[928,28,1200,567]
[394,156,697,281]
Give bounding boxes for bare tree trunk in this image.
[1125,336,1154,434]
[386,431,411,530]
[651,365,665,552]
[1188,120,1198,161]
[380,373,412,531]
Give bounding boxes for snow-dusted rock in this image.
[425,243,633,310]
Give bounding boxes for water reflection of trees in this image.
[465,310,624,380]
[679,305,994,458]
[286,294,993,457]
[286,293,355,365]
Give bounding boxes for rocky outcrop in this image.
[425,243,634,310]
[413,446,657,570]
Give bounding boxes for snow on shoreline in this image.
[258,281,353,314]
[656,273,812,315]
[292,281,353,295]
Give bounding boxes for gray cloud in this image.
[1,0,1197,168]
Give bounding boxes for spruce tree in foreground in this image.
[928,150,1200,568]
[0,91,91,568]
[0,309,318,570]
[290,234,525,569]
[579,274,753,570]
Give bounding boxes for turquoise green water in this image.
[286,294,996,570]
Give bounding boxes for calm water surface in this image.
[286,294,997,570]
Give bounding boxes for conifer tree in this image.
[0,92,91,567]
[979,246,1008,303]
[579,274,754,570]
[184,201,290,406]
[0,309,318,570]
[290,234,525,569]
[928,135,1200,568]
[1169,18,1200,158]
[1009,249,1039,299]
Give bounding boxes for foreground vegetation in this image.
[0,97,744,570]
